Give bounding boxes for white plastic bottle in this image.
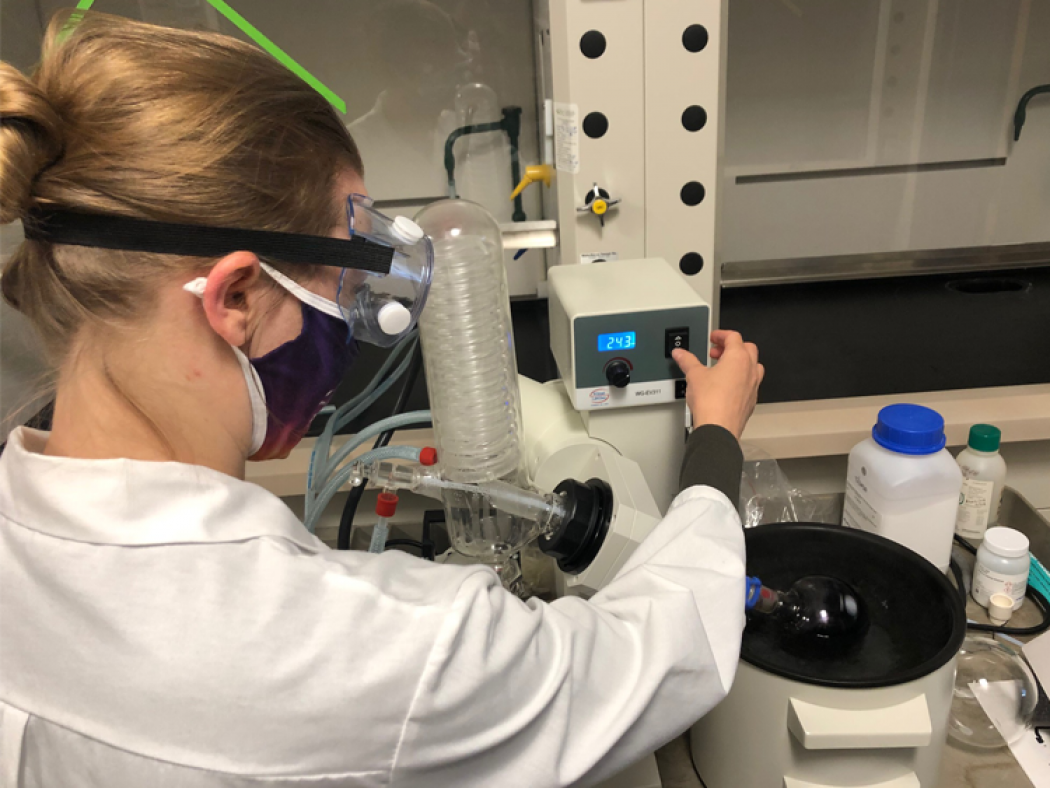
[955,424,1008,541]
[842,404,963,572]
[972,527,1029,610]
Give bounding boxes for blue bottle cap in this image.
[872,404,946,455]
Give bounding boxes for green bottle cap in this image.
[967,424,1001,453]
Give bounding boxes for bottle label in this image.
[955,479,994,538]
[842,478,881,533]
[972,563,1028,609]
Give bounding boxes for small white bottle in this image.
[955,424,1008,541]
[972,527,1029,610]
[842,404,963,572]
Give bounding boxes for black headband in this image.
[23,207,394,275]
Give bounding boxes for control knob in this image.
[605,359,631,388]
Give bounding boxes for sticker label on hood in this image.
[554,102,580,174]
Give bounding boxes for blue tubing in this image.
[323,410,432,483]
[310,340,416,487]
[308,335,418,498]
[354,445,421,467]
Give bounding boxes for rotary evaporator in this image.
[305,198,704,598]
[403,199,713,594]
[316,195,714,597]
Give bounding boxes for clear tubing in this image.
[369,516,390,553]
[344,461,567,538]
[320,408,430,493]
[414,200,531,567]
[308,446,420,529]
[303,410,431,533]
[308,335,418,500]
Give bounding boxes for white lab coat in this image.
[0,427,745,788]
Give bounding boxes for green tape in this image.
[206,0,346,114]
[56,0,94,43]
[54,0,345,114]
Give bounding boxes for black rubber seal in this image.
[539,478,612,575]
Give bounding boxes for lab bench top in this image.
[743,383,1050,460]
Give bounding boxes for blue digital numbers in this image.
[598,331,637,352]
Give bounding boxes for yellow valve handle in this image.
[510,164,554,200]
[591,199,608,216]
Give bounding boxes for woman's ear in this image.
[200,251,262,346]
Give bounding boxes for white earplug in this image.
[183,278,208,298]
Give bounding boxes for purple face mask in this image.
[183,266,358,460]
[245,302,358,461]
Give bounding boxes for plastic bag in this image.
[739,445,842,528]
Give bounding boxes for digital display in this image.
[598,331,637,352]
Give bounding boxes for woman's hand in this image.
[671,330,764,439]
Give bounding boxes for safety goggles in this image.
[22,199,434,348]
[338,194,433,346]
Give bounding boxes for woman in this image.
[0,12,763,788]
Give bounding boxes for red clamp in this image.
[375,492,399,518]
[419,447,438,466]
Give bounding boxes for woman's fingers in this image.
[681,329,764,438]
[709,332,757,364]
[671,347,705,375]
[710,329,743,349]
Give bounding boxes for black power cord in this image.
[951,534,1050,637]
[381,515,438,559]
[1013,83,1050,141]
[336,342,427,551]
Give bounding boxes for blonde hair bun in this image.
[0,62,64,225]
[1,9,361,364]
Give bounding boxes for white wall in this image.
[0,223,52,442]
[0,2,48,439]
[0,0,44,69]
[721,0,1050,264]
